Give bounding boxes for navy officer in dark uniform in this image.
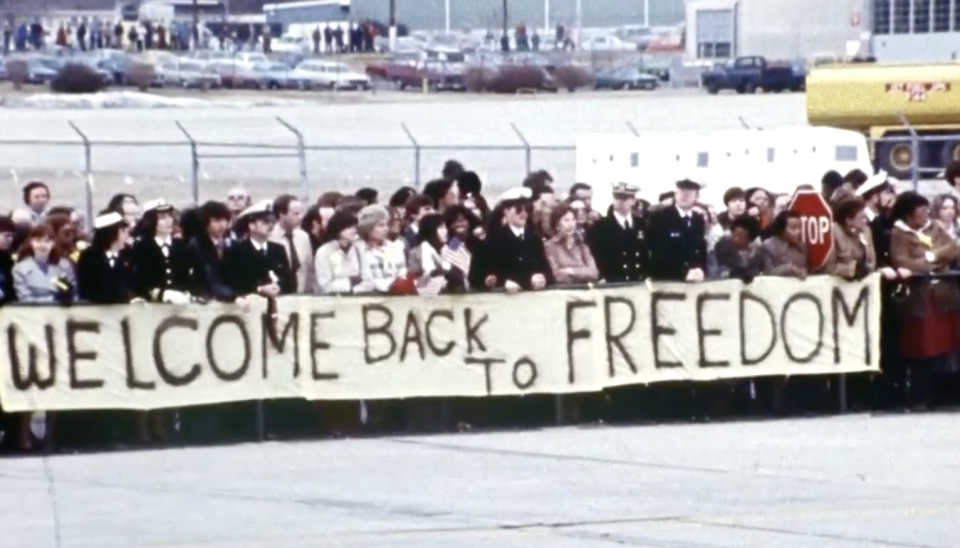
[222,200,294,298]
[479,187,552,292]
[221,200,297,440]
[646,179,708,282]
[588,181,647,283]
[130,198,192,304]
[643,179,710,420]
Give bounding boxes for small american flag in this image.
[417,276,447,297]
[441,241,472,274]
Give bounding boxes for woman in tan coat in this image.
[544,204,598,285]
[889,192,960,367]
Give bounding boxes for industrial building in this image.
[264,0,686,31]
[684,0,960,62]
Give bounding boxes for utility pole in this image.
[388,0,397,51]
[192,0,199,50]
[501,0,509,51]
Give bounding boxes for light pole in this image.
[501,0,509,51]
[388,0,397,51]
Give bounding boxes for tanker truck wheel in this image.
[877,141,914,180]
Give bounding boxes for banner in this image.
[0,275,880,412]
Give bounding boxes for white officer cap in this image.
[238,199,275,220]
[143,198,174,214]
[856,170,892,197]
[93,211,124,230]
[495,187,533,207]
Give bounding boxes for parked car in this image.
[251,62,318,90]
[156,60,221,89]
[384,59,464,91]
[266,35,311,55]
[593,66,659,90]
[23,58,58,85]
[615,26,656,51]
[296,60,371,90]
[700,55,805,94]
[207,61,268,89]
[580,35,638,52]
[365,53,418,79]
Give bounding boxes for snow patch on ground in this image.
[0,90,309,109]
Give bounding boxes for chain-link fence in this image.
[0,117,596,221]
[1,116,956,223]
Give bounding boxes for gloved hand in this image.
[161,289,191,305]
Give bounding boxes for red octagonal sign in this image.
[788,190,834,270]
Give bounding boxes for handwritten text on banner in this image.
[0,275,880,412]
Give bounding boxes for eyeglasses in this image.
[227,195,248,201]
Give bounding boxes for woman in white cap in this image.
[76,209,136,304]
[130,199,192,304]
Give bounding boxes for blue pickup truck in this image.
[701,56,805,94]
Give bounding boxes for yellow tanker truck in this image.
[805,63,960,179]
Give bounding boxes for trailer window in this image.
[630,152,639,168]
[697,152,709,168]
[835,145,858,162]
[766,147,775,162]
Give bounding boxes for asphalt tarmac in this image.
[2,412,958,548]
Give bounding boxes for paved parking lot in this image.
[2,412,958,548]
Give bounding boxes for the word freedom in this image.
[0,275,881,412]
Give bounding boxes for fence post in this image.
[626,121,639,136]
[67,121,94,227]
[897,112,920,190]
[401,123,421,187]
[511,122,532,174]
[276,116,309,201]
[174,121,200,205]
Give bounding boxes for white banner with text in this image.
[0,275,881,412]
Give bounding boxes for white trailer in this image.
[575,126,873,214]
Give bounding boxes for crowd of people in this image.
[2,158,960,454]
[2,16,384,55]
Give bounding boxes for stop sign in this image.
[788,190,834,270]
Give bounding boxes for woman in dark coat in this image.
[130,199,191,304]
[76,210,136,304]
[72,210,140,449]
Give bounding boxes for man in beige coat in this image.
[270,194,314,293]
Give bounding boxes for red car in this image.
[387,60,465,91]
[207,62,269,89]
[365,54,418,79]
